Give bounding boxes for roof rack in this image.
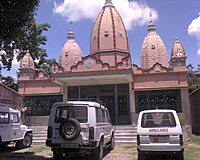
[68,98,105,105]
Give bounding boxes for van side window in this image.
[96,108,102,123]
[102,110,106,123]
[106,110,111,123]
[0,112,9,124]
[10,113,19,123]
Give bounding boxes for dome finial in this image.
[104,0,114,7]
[67,21,75,40]
[105,0,112,4]
[150,11,152,21]
[148,11,156,32]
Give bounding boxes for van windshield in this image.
[0,112,9,124]
[55,106,88,123]
[141,112,176,128]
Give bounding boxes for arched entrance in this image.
[68,83,130,125]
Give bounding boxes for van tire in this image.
[0,144,8,148]
[53,150,63,160]
[93,139,104,160]
[108,134,115,150]
[177,152,184,160]
[16,133,32,148]
[59,118,81,140]
[138,151,145,160]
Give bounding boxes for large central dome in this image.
[90,0,129,55]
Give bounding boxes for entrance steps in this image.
[30,126,47,143]
[30,125,137,143]
[114,125,137,143]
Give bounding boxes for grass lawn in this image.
[1,135,200,160]
[185,135,200,160]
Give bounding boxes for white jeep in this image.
[46,101,115,160]
[0,105,33,148]
[137,109,184,160]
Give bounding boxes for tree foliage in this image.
[1,76,18,91]
[40,58,57,75]
[0,0,50,70]
[187,64,200,89]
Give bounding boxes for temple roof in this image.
[59,28,83,71]
[140,19,168,69]
[20,52,35,70]
[90,0,129,55]
[171,37,185,58]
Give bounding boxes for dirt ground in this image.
[0,142,176,160]
[0,143,136,160]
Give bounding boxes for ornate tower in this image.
[19,52,35,80]
[140,16,168,69]
[59,28,83,71]
[90,0,130,67]
[170,38,186,69]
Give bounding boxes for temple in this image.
[18,0,190,126]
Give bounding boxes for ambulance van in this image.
[137,109,184,160]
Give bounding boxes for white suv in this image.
[46,101,115,160]
[0,105,32,148]
[137,109,184,160]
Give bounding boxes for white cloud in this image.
[188,12,200,55]
[12,52,20,70]
[198,48,200,55]
[53,0,158,30]
[0,50,19,78]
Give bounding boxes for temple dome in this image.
[59,28,83,71]
[90,0,129,55]
[140,20,168,69]
[171,38,185,58]
[20,52,35,69]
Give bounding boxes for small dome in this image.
[59,28,83,71]
[171,38,185,58]
[140,21,168,69]
[20,52,35,69]
[90,0,129,55]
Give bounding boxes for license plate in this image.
[153,137,159,143]
[61,143,79,148]
[151,135,169,143]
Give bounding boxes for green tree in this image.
[187,64,200,89]
[1,76,18,91]
[0,0,50,70]
[16,18,50,67]
[40,58,57,75]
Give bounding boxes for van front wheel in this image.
[93,140,104,160]
[16,133,32,148]
[138,151,145,160]
[108,134,115,150]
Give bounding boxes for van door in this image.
[0,112,10,141]
[139,112,178,145]
[104,110,113,144]
[9,112,21,139]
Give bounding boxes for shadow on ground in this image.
[0,146,52,160]
[0,145,112,160]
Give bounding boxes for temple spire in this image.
[67,22,75,40]
[105,0,112,4]
[148,11,156,32]
[104,0,114,7]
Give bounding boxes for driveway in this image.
[0,142,176,160]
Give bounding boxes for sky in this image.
[1,0,200,78]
